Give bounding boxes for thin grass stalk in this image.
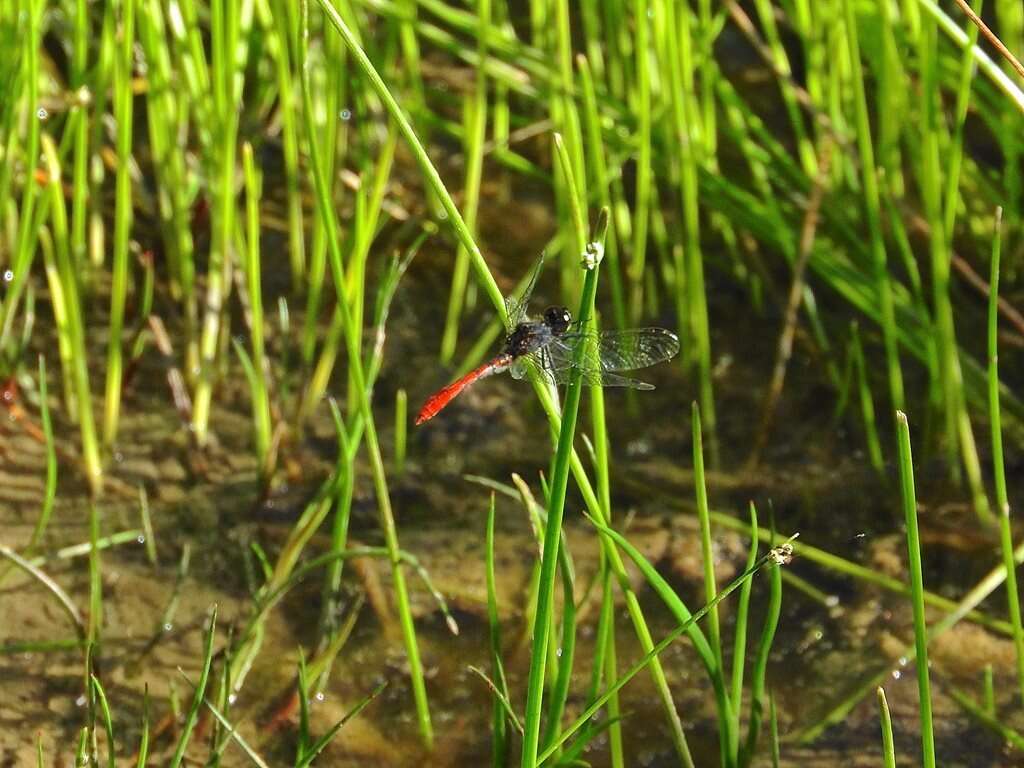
[662,0,716,460]
[70,0,89,268]
[539,135,590,756]
[520,139,602,768]
[490,0,512,202]
[586,516,734,765]
[241,143,272,473]
[301,10,343,367]
[551,0,587,306]
[269,0,306,290]
[317,403,354,649]
[438,0,490,363]
[0,13,20,229]
[394,389,407,474]
[537,541,793,764]
[297,684,387,767]
[588,569,623,768]
[948,686,1024,750]
[15,356,57,558]
[87,499,103,645]
[993,0,1023,214]
[577,56,623,765]
[138,0,195,309]
[917,10,990,521]
[86,4,117,270]
[578,245,625,768]
[982,663,995,714]
[895,412,936,768]
[876,0,905,195]
[696,0,718,159]
[192,0,242,445]
[941,0,985,244]
[740,543,782,766]
[576,55,626,333]
[486,495,510,766]
[540,531,578,754]
[39,136,101,491]
[693,403,724,672]
[103,0,136,448]
[628,0,652,325]
[850,323,884,472]
[346,125,399,367]
[841,0,905,414]
[299,132,397,430]
[750,0,817,176]
[301,1,432,745]
[299,126,396,430]
[987,208,1024,703]
[558,397,694,766]
[730,505,759,742]
[878,687,896,768]
[90,675,116,768]
[0,0,42,350]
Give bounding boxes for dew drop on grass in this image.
[3,269,13,282]
[228,693,237,705]
[37,107,48,120]
[75,694,87,707]
[891,670,901,680]
[163,622,173,632]
[137,535,145,544]
[339,108,351,121]
[315,691,325,702]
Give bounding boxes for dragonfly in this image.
[415,258,680,425]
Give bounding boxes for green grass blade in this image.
[520,194,601,768]
[486,494,510,766]
[537,540,795,765]
[103,0,136,448]
[90,675,116,768]
[895,412,936,768]
[878,687,896,768]
[987,207,1024,703]
[296,682,387,767]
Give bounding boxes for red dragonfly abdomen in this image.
[415,354,513,425]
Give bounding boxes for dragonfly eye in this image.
[544,306,572,334]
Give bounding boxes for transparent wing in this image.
[504,254,546,331]
[548,328,680,372]
[516,347,654,389]
[510,351,557,387]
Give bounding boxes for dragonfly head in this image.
[543,306,572,334]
